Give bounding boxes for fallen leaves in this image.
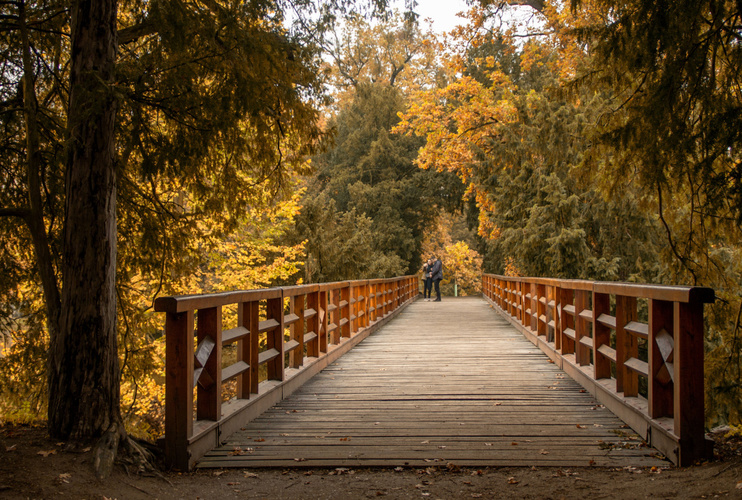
[5,445,16,452]
[228,447,254,456]
[507,476,519,484]
[37,450,56,457]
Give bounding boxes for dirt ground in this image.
[1,424,741,499]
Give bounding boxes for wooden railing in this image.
[482,274,715,466]
[154,276,418,470]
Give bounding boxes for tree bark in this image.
[48,0,121,440]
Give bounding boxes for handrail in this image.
[482,274,715,466]
[155,275,418,470]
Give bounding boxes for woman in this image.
[422,258,433,301]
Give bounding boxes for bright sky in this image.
[392,0,471,34]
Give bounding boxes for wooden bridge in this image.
[154,275,715,470]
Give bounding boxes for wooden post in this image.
[319,289,328,353]
[560,287,574,355]
[290,294,305,369]
[554,286,565,352]
[266,295,285,381]
[674,300,706,466]
[196,306,222,422]
[341,284,351,338]
[165,310,194,470]
[575,290,590,366]
[615,295,638,396]
[306,291,320,358]
[649,299,673,418]
[592,292,611,380]
[237,301,257,398]
[537,283,546,337]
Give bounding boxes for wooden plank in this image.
[222,361,250,383]
[624,321,648,339]
[258,348,280,365]
[259,318,279,333]
[625,357,649,378]
[597,344,616,363]
[284,313,300,327]
[222,326,249,345]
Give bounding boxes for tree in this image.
[48,0,120,452]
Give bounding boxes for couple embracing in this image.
[422,256,442,302]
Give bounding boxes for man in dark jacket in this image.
[430,256,443,302]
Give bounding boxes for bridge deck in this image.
[199,297,668,468]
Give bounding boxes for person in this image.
[422,258,433,301]
[430,255,443,302]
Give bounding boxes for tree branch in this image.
[0,207,31,218]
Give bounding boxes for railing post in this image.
[649,299,674,418]
[196,306,222,422]
[575,290,590,366]
[249,300,260,393]
[530,282,538,333]
[319,288,329,352]
[306,289,320,358]
[290,293,305,369]
[615,295,638,395]
[266,293,285,381]
[165,310,194,470]
[341,283,351,338]
[559,287,574,356]
[554,286,565,352]
[593,292,611,380]
[674,300,707,466]
[537,283,546,338]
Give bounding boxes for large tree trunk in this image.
[48,0,121,440]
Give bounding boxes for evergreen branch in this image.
[0,206,30,218]
[657,182,697,284]
[118,21,158,44]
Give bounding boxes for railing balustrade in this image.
[482,274,715,466]
[155,276,417,470]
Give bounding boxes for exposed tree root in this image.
[93,422,160,480]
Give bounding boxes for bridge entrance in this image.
[197,298,667,468]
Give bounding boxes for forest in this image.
[1,0,741,471]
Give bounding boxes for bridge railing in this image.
[482,274,715,466]
[154,275,417,470]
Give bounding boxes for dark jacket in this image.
[430,259,443,281]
